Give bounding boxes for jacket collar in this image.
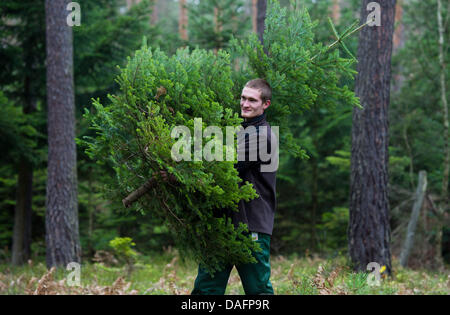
[241,113,266,127]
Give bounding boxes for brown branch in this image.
[122,177,157,208]
[160,197,185,227]
[122,171,176,208]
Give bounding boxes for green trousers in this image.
[191,232,274,295]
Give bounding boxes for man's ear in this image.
[263,100,271,110]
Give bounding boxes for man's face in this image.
[240,87,270,119]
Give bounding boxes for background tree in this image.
[349,0,396,274]
[0,0,47,265]
[188,0,250,51]
[331,0,341,23]
[45,0,81,267]
[73,0,158,255]
[437,0,448,209]
[81,0,362,274]
[389,0,449,269]
[256,0,267,45]
[264,0,361,254]
[179,0,188,42]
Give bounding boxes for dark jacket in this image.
[232,113,277,235]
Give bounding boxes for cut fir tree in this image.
[82,46,260,275]
[81,0,363,275]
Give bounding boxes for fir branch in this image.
[310,18,370,62]
[160,197,186,227]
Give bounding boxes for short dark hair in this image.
[244,78,272,103]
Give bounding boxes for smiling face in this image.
[240,87,271,119]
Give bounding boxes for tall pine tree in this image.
[45,0,81,267]
[349,0,396,274]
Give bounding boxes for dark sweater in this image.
[232,113,277,235]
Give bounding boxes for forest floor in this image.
[0,249,449,295]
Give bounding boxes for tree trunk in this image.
[393,0,404,52]
[400,170,427,267]
[179,0,188,41]
[252,0,257,34]
[87,168,95,256]
[311,155,318,251]
[437,0,449,207]
[256,0,267,46]
[11,158,33,265]
[349,0,396,274]
[45,0,81,268]
[151,0,158,25]
[434,0,447,270]
[392,0,405,93]
[331,0,341,24]
[11,54,36,265]
[126,0,134,10]
[213,6,222,53]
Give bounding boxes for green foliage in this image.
[74,0,157,102]
[317,207,349,253]
[109,237,138,264]
[0,0,46,101]
[80,0,366,269]
[326,150,351,171]
[188,0,251,51]
[0,92,46,166]
[74,0,167,259]
[230,0,360,158]
[0,0,164,258]
[390,0,449,193]
[81,43,260,275]
[230,0,362,254]
[0,92,47,251]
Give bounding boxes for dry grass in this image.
[0,252,449,295]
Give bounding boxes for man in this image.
[191,78,277,295]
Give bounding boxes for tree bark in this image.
[252,0,257,34]
[393,0,404,52]
[11,158,33,265]
[400,170,427,267]
[213,6,222,53]
[434,0,448,270]
[437,0,449,207]
[11,51,36,265]
[179,0,188,41]
[256,0,267,46]
[122,173,176,208]
[45,0,81,268]
[331,0,341,24]
[122,177,157,208]
[392,0,405,93]
[151,0,158,25]
[349,0,396,274]
[311,155,318,251]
